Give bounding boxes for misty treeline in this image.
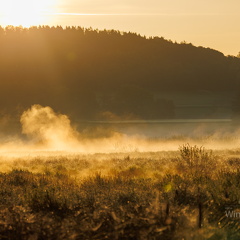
[0,25,240,124]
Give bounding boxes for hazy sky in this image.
[1,0,240,56]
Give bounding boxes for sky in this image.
[0,0,240,56]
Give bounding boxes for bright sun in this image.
[0,0,57,27]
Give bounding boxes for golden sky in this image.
[0,0,240,56]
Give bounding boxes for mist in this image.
[20,104,80,150]
[0,104,239,156]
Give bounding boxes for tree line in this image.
[0,25,239,123]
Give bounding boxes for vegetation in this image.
[1,25,240,238]
[0,26,240,128]
[0,145,240,239]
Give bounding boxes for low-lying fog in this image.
[0,104,239,156]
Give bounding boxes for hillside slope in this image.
[0,26,239,123]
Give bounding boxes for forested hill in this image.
[0,26,240,121]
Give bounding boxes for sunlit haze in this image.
[0,1,240,237]
[0,0,57,27]
[0,0,239,55]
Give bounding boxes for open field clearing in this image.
[0,145,240,239]
[0,22,239,240]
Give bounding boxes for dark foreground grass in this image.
[0,145,240,239]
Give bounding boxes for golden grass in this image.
[0,146,239,239]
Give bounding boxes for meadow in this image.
[0,144,240,239]
[0,24,238,240]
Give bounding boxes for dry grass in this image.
[0,146,239,239]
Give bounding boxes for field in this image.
[0,21,239,240]
[0,145,240,239]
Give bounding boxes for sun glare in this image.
[0,0,57,27]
